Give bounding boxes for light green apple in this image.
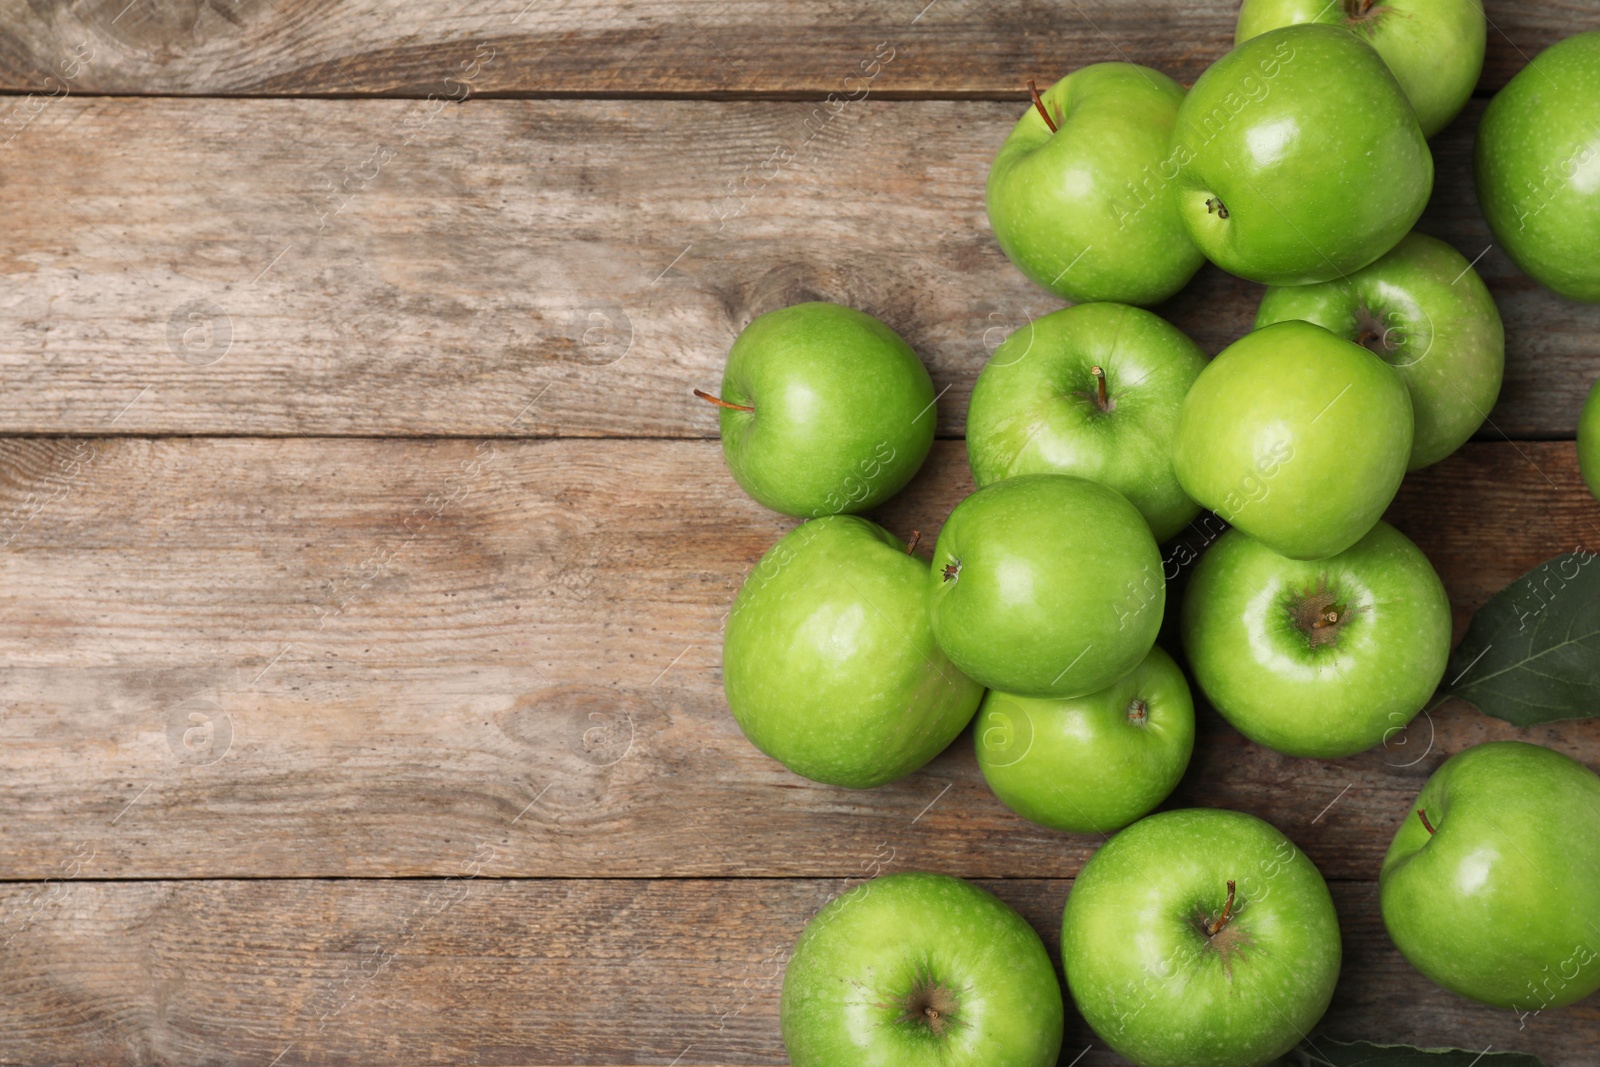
[1380,741,1600,1011]
[1580,379,1600,502]
[1236,0,1485,137]
[1254,231,1504,470]
[1171,24,1433,285]
[708,302,935,517]
[1173,320,1414,561]
[723,516,983,788]
[1062,808,1341,1067]
[782,871,1064,1066]
[1476,32,1600,303]
[966,302,1208,542]
[976,645,1194,833]
[986,63,1204,305]
[1182,522,1451,759]
[929,474,1163,699]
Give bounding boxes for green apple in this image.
[1235,0,1485,137]
[986,63,1204,305]
[929,474,1163,699]
[1173,320,1414,561]
[1062,808,1341,1067]
[1476,32,1600,303]
[1254,231,1504,470]
[782,871,1064,1066]
[723,516,983,788]
[1182,522,1451,759]
[1580,379,1600,502]
[976,645,1194,833]
[966,303,1208,542]
[705,302,936,517]
[1171,24,1433,285]
[1380,741,1600,1012]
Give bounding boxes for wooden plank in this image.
[0,96,1590,439]
[1385,438,1600,636]
[0,435,1596,880]
[0,1,1583,97]
[0,877,1592,1065]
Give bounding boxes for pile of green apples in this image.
[701,5,1600,1065]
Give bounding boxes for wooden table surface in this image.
[1,2,1598,1064]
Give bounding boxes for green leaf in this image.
[1274,1038,1547,1067]
[1441,550,1600,726]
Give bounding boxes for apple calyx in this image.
[942,559,961,583]
[1026,79,1059,134]
[1126,698,1149,726]
[1417,808,1437,835]
[1205,197,1230,220]
[1353,306,1404,360]
[692,388,754,413]
[1288,579,1361,649]
[896,970,962,1038]
[1342,0,1380,23]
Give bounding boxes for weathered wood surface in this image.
[0,435,1593,882]
[0,0,1587,98]
[0,95,1591,438]
[4,3,1599,1058]
[0,877,1590,1066]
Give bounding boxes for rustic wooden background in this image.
[0,1,1597,1064]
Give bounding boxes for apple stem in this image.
[905,530,921,555]
[693,388,754,413]
[1027,79,1059,134]
[1417,808,1436,835]
[1206,880,1238,937]
[1090,366,1110,410]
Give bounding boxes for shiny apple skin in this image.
[987,63,1204,305]
[1182,522,1451,759]
[966,302,1207,541]
[1171,24,1433,285]
[1062,808,1341,1067]
[1476,32,1600,303]
[928,474,1163,699]
[1236,0,1484,137]
[976,644,1195,833]
[1254,231,1504,470]
[1172,320,1414,561]
[1381,741,1600,1010]
[724,516,983,788]
[782,872,1064,1067]
[717,302,935,517]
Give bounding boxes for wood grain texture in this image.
[0,0,1588,97]
[0,877,1592,1066]
[0,95,1592,438]
[0,435,1595,881]
[3,4,1596,1063]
